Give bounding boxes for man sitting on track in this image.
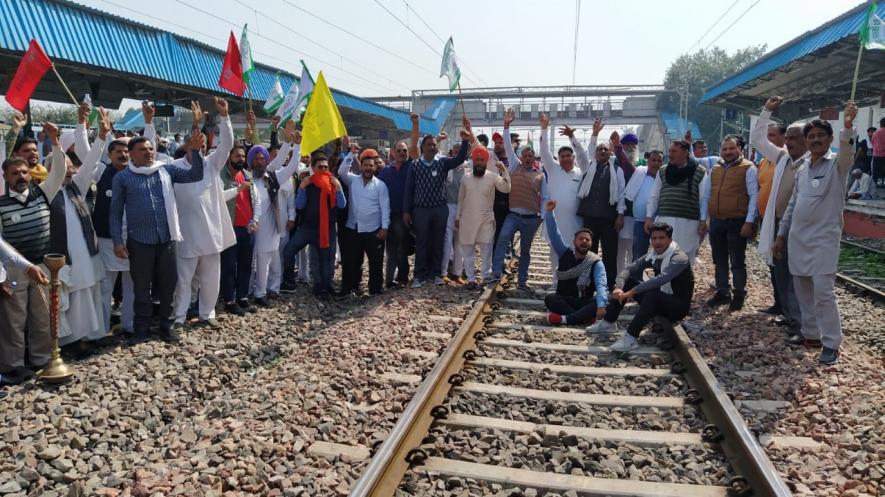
[588,222,694,354]
[542,200,608,326]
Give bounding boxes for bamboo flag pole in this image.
[456,80,467,118]
[50,64,79,105]
[850,42,864,101]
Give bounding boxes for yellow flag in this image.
[300,71,347,153]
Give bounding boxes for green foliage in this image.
[2,104,120,126]
[662,45,768,146]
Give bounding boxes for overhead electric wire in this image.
[372,0,480,87]
[401,0,487,86]
[688,0,740,52]
[571,0,581,85]
[231,0,409,93]
[279,0,437,78]
[175,0,398,94]
[704,0,763,50]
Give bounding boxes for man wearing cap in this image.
[337,146,390,295]
[489,109,548,290]
[403,113,471,287]
[538,112,582,290]
[565,118,626,288]
[249,124,302,307]
[456,146,510,290]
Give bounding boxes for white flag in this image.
[439,37,461,92]
[276,62,315,124]
[263,76,285,114]
[240,24,255,86]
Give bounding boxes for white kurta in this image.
[456,167,511,245]
[58,190,105,345]
[540,127,583,243]
[253,146,303,254]
[779,128,854,276]
[168,117,235,258]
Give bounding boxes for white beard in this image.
[626,148,640,163]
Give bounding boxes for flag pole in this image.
[850,42,864,101]
[456,81,467,118]
[50,64,79,105]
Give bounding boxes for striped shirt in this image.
[403,141,468,213]
[0,186,52,264]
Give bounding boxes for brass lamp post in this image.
[36,253,74,383]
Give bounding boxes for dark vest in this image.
[50,182,99,264]
[302,184,339,232]
[556,250,599,299]
[577,163,617,220]
[649,256,695,301]
[92,164,120,239]
[0,185,52,265]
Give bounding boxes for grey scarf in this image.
[556,250,601,297]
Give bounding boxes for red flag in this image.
[219,31,245,96]
[4,39,52,112]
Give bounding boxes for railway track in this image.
[351,237,792,497]
[838,238,885,302]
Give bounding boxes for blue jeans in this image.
[413,205,448,280]
[283,225,336,295]
[631,220,650,259]
[492,212,542,285]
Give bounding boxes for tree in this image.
[662,45,768,148]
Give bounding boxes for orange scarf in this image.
[310,171,337,248]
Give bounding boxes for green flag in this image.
[240,24,255,86]
[276,61,315,125]
[439,37,461,92]
[263,74,285,114]
[860,3,885,50]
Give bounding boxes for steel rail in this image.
[665,324,793,497]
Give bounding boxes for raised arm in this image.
[502,108,519,172]
[40,123,66,203]
[205,98,233,174]
[167,134,205,184]
[4,111,27,159]
[73,102,91,161]
[268,120,295,172]
[563,123,591,171]
[750,97,788,162]
[838,102,859,177]
[337,151,355,186]
[274,137,303,185]
[409,112,420,160]
[73,108,111,193]
[543,202,568,258]
[494,161,511,193]
[441,116,473,171]
[141,100,156,143]
[539,113,559,172]
[611,131,635,177]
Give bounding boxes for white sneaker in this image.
[609,331,639,353]
[433,276,445,286]
[411,279,424,289]
[586,319,618,334]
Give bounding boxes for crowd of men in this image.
[0,95,863,382]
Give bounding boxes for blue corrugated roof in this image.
[660,112,702,140]
[0,0,439,133]
[113,109,144,131]
[700,2,885,104]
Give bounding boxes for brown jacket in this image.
[709,158,754,219]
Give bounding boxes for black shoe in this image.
[280,282,297,294]
[465,282,478,290]
[268,291,281,300]
[728,292,745,311]
[224,302,246,316]
[160,327,180,343]
[819,347,839,365]
[127,330,150,345]
[237,299,256,313]
[758,305,782,315]
[253,297,270,308]
[706,292,732,307]
[773,317,792,327]
[784,334,822,348]
[385,281,398,290]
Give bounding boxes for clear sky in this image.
[66,0,860,99]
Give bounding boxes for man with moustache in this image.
[455,146,510,290]
[0,122,67,372]
[219,142,260,316]
[538,112,582,290]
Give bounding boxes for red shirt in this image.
[233,171,253,227]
